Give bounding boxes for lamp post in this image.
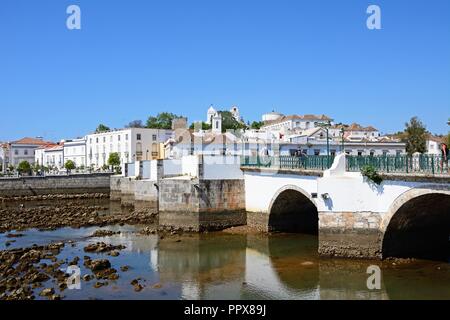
[317,121,331,167]
[340,127,345,153]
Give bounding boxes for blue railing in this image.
[346,155,448,175]
[241,155,334,171]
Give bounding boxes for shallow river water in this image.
[1,225,449,300]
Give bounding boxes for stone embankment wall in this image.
[159,179,246,231]
[0,174,112,197]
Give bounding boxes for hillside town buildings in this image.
[3,105,446,173]
[85,128,172,168]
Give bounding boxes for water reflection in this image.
[1,227,449,300]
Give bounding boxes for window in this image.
[96,138,99,143]
[345,150,352,155]
[314,149,320,156]
[125,134,128,141]
[152,134,157,141]
[14,150,18,155]
[137,134,141,141]
[103,137,106,143]
[110,136,113,142]
[382,150,389,156]
[118,135,121,142]
[357,150,363,156]
[396,150,402,156]
[370,150,375,157]
[331,150,336,157]
[24,149,28,155]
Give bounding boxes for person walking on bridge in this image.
[440,143,449,173]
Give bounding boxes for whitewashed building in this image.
[86,128,172,168]
[261,114,334,139]
[63,138,87,168]
[3,137,53,168]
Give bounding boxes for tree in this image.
[65,160,76,172]
[250,121,265,130]
[146,113,182,129]
[189,122,211,131]
[404,116,427,155]
[95,124,110,133]
[108,153,121,172]
[126,120,144,128]
[17,161,31,175]
[220,111,246,132]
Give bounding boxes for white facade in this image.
[86,128,172,168]
[261,114,333,137]
[64,138,87,167]
[262,111,284,122]
[426,139,442,155]
[4,137,53,168]
[35,144,64,169]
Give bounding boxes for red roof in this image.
[11,137,53,146]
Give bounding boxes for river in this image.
[1,220,449,300]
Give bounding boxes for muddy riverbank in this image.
[0,197,157,233]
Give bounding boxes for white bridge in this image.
[243,154,450,260]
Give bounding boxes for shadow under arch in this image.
[381,187,450,261]
[268,185,318,234]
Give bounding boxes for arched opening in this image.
[268,188,318,234]
[382,193,450,261]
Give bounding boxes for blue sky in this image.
[1,0,449,141]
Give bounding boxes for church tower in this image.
[211,112,222,133]
[207,105,217,125]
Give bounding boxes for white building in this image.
[86,128,172,168]
[64,138,87,168]
[164,130,242,159]
[425,135,444,155]
[261,114,334,138]
[329,123,381,141]
[3,137,53,169]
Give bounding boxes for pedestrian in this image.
[440,143,449,172]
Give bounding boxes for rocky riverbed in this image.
[0,198,157,233]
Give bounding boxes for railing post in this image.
[431,156,435,175]
[406,156,408,174]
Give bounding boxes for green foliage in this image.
[146,112,182,129]
[95,124,110,133]
[250,121,264,130]
[65,160,76,171]
[126,120,144,128]
[219,111,246,132]
[108,152,121,167]
[361,165,383,185]
[404,116,427,155]
[189,122,212,131]
[17,161,31,174]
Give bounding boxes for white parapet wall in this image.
[163,159,182,177]
[202,155,243,180]
[181,155,201,178]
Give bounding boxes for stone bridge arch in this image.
[381,186,450,260]
[267,185,319,234]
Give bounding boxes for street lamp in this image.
[340,127,345,153]
[317,121,331,166]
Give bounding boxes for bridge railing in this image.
[346,155,448,175]
[241,155,334,171]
